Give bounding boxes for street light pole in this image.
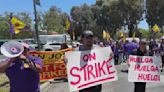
[33,0,41,50]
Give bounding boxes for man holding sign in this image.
[65,30,117,92]
[128,39,161,92]
[75,30,102,92]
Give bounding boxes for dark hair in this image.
[60,43,68,50]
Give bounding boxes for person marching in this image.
[76,30,102,92]
[160,36,164,72]
[130,39,150,92]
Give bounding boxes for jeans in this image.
[134,82,146,92]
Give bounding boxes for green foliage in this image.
[138,28,150,39]
[71,4,94,38]
[146,0,164,29]
[93,0,125,36]
[0,12,33,39]
[42,6,66,34]
[17,12,32,26]
[70,0,145,39]
[0,15,10,39]
[138,28,162,40]
[117,0,144,37]
[1,1,163,40]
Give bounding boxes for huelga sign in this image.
[65,47,118,91]
[128,55,161,82]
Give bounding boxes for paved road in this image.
[41,64,164,92]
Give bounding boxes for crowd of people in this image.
[67,30,164,92]
[71,33,164,72]
[0,30,164,92]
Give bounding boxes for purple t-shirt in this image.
[5,55,43,92]
[127,42,139,54]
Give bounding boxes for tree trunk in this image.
[128,23,134,37]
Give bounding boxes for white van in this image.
[39,34,71,51]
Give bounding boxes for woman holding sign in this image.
[131,39,150,92]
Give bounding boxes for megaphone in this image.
[0,41,24,58]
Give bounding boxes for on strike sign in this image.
[65,47,117,91]
[128,55,161,82]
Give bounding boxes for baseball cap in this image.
[82,30,93,37]
[22,42,30,48]
[21,42,35,51]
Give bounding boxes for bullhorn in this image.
[0,41,24,58]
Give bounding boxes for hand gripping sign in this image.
[128,55,161,82]
[65,47,118,91]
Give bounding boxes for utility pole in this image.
[33,0,41,50]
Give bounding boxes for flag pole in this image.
[9,13,13,39]
[33,0,41,50]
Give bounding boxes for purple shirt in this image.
[5,55,43,92]
[160,43,164,52]
[127,42,139,54]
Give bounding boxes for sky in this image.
[0,0,148,29]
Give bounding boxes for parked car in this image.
[39,34,71,51]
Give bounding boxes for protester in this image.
[149,38,159,55]
[131,39,149,92]
[128,39,139,55]
[108,39,115,52]
[123,40,129,61]
[0,42,43,92]
[118,42,124,64]
[114,41,119,65]
[60,43,68,50]
[99,41,105,47]
[160,36,164,72]
[76,30,102,92]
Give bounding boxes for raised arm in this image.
[0,58,15,73]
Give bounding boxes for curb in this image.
[40,81,50,90]
[40,79,54,90]
[40,79,68,90]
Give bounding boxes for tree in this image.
[146,0,164,29]
[71,4,94,37]
[0,12,33,39]
[92,0,125,38]
[117,0,144,37]
[42,6,65,34]
[17,12,32,26]
[0,15,10,39]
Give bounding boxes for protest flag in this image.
[10,17,26,34]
